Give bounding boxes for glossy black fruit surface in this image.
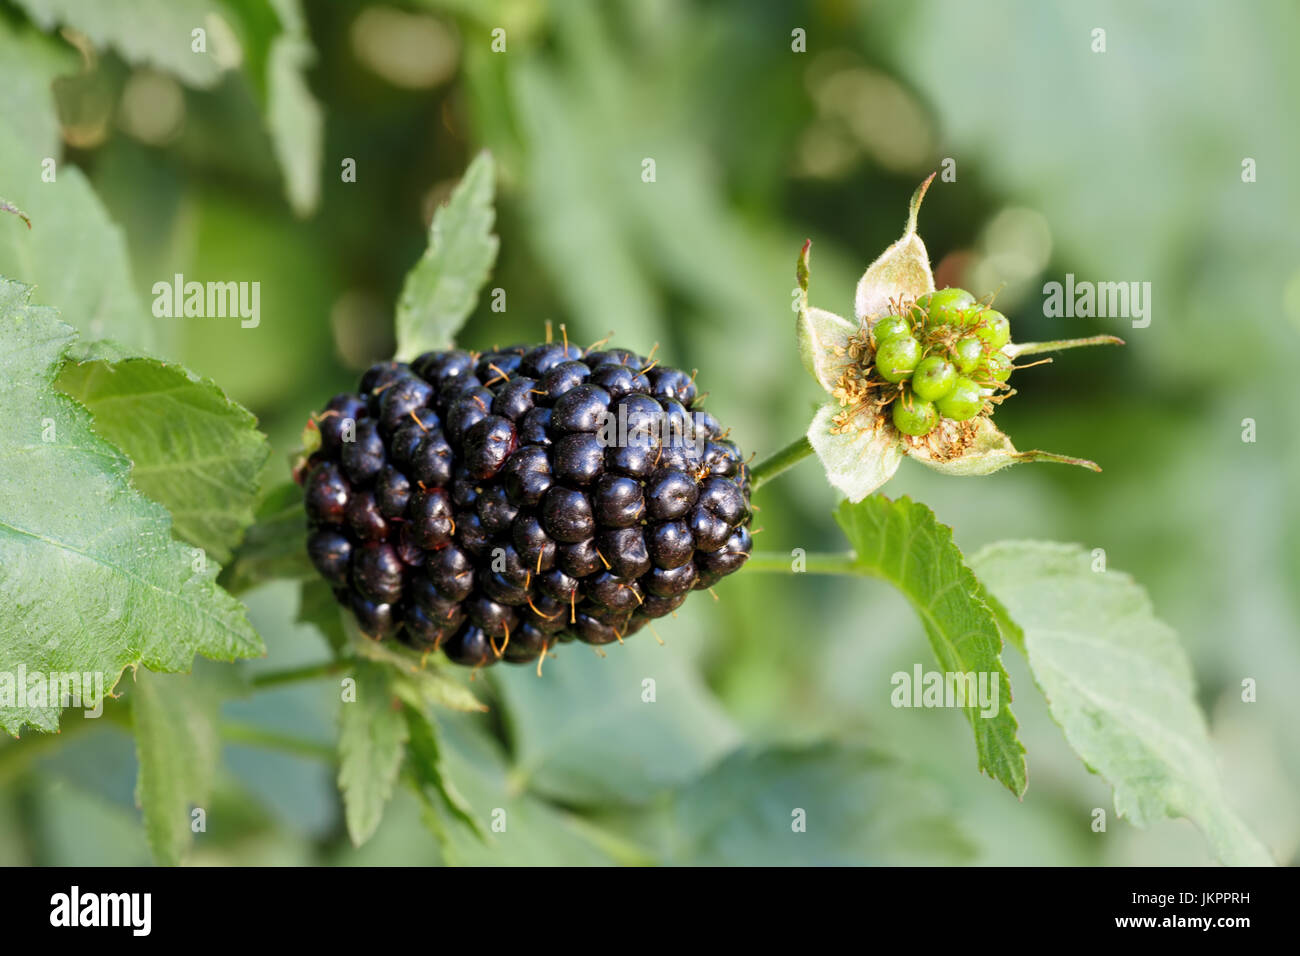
[299,344,751,666]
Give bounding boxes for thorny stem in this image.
[748,435,815,491]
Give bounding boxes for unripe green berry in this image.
[975,309,1011,349]
[923,288,975,327]
[871,314,912,345]
[892,390,938,436]
[984,350,1013,383]
[935,376,984,421]
[951,336,984,374]
[912,356,957,402]
[874,336,922,383]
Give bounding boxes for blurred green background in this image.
[1,0,1297,865]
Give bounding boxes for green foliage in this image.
[0,17,75,159]
[0,281,262,735]
[337,660,408,847]
[394,150,499,360]
[431,714,622,866]
[834,496,1027,796]
[58,358,269,563]
[971,542,1275,866]
[130,668,220,865]
[295,577,347,655]
[493,638,741,807]
[221,482,312,594]
[402,702,483,842]
[0,137,154,357]
[261,0,323,216]
[0,0,1288,869]
[658,744,974,865]
[11,0,228,88]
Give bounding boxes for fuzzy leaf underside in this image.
[971,541,1274,866]
[395,151,499,360]
[908,416,1101,477]
[806,404,904,503]
[57,358,270,564]
[338,660,408,847]
[835,496,1027,796]
[0,281,263,736]
[853,176,937,325]
[797,305,857,393]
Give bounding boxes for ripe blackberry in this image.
[298,343,752,668]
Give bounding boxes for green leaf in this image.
[806,403,904,503]
[264,0,323,216]
[130,668,219,865]
[0,17,76,161]
[834,495,1027,796]
[493,636,741,807]
[0,280,263,736]
[295,578,346,654]
[337,660,408,847]
[852,173,936,325]
[432,712,621,866]
[221,482,311,594]
[57,358,270,564]
[343,611,486,714]
[0,132,154,357]
[394,151,499,360]
[401,702,485,842]
[970,541,1275,866]
[661,744,974,865]
[11,0,230,88]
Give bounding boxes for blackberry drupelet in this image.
[298,343,752,668]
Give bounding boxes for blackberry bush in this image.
[298,342,752,668]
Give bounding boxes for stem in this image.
[745,550,860,576]
[218,721,335,762]
[249,660,346,689]
[905,171,937,235]
[1005,335,1124,358]
[749,435,814,491]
